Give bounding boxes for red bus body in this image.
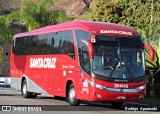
[10,21,154,105]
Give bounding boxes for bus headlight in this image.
[136,85,146,91]
[89,81,106,90]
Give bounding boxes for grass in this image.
[143,91,160,106]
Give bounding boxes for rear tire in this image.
[22,80,32,98]
[67,84,80,106]
[111,102,123,109]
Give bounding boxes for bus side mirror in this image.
[144,43,154,62]
[82,39,94,58]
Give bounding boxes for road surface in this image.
[0,88,159,113]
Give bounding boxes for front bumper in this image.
[88,81,145,102]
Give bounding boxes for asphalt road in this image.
[0,88,118,111]
[0,87,159,114]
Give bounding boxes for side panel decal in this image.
[11,75,48,94]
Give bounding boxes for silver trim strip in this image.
[88,81,144,93]
[103,88,139,93]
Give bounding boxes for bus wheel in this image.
[67,84,80,106]
[22,80,32,98]
[111,102,123,109]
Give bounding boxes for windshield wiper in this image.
[108,60,119,79]
[124,62,135,82]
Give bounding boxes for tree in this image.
[6,0,67,31]
[91,0,160,28]
[0,15,16,63]
[0,15,16,43]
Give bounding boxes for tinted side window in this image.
[13,38,21,55]
[75,30,90,67]
[81,45,90,74]
[61,31,75,58]
[12,31,74,56]
[19,37,24,55]
[37,34,49,54]
[75,30,90,48]
[20,36,30,55]
[49,32,62,54]
[13,36,38,55]
[30,35,38,55]
[13,37,30,55]
[48,31,74,58]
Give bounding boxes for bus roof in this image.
[13,21,139,38]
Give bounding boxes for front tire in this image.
[67,84,80,106]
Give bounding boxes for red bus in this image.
[10,21,154,108]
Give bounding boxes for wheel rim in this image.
[23,83,27,95]
[69,87,75,102]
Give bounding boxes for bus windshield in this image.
[93,35,145,81]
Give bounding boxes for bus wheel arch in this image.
[21,77,26,91]
[66,81,80,106]
[21,77,37,98]
[66,80,73,98]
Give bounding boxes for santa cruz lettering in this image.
[30,58,57,68]
[100,30,132,36]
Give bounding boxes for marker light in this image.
[136,85,146,91]
[90,34,96,43]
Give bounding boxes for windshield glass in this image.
[93,36,144,81]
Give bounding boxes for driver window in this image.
[103,52,112,67]
[136,52,142,65]
[81,46,90,74]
